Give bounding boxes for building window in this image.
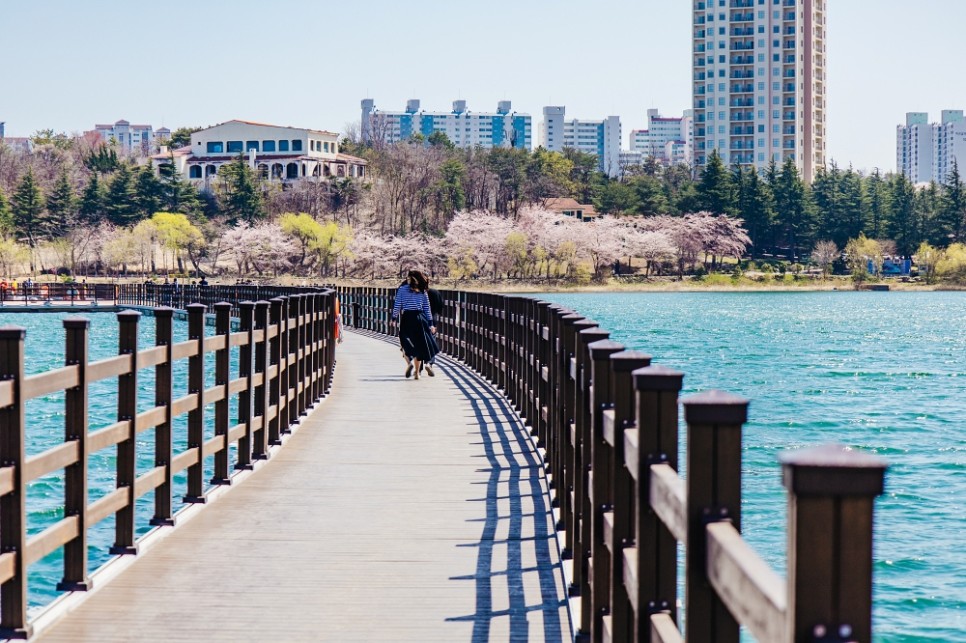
[246,141,259,152]
[263,140,276,152]
[206,141,224,153]
[279,140,289,152]
[292,140,303,152]
[189,165,202,178]
[227,141,243,153]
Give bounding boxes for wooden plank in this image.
[133,466,167,500]
[87,355,130,383]
[204,385,225,405]
[136,345,167,370]
[86,488,128,526]
[171,393,198,418]
[0,380,12,408]
[229,331,249,347]
[228,377,248,395]
[650,613,684,643]
[0,552,15,585]
[602,408,616,447]
[88,421,130,454]
[0,466,13,497]
[22,365,79,400]
[171,447,200,476]
[135,406,166,434]
[624,427,639,481]
[649,463,687,543]
[24,441,79,483]
[203,335,226,354]
[603,510,614,554]
[171,340,197,361]
[25,516,79,566]
[706,522,786,643]
[201,434,226,459]
[226,423,246,444]
[623,546,638,611]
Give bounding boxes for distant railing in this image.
[0,288,337,638]
[337,286,887,643]
[0,283,116,306]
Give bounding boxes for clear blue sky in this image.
[2,0,964,174]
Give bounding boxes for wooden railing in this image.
[0,288,337,638]
[337,286,887,643]
[0,283,117,306]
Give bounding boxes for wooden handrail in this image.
[0,286,338,638]
[336,285,889,643]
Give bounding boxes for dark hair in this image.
[407,269,429,293]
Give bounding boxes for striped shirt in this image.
[392,284,433,324]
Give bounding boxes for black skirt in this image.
[399,310,439,362]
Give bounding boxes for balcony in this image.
[731,84,754,93]
[730,27,754,36]
[783,111,795,120]
[694,44,706,53]
[731,41,755,50]
[731,142,755,150]
[783,126,796,135]
[730,70,754,79]
[784,55,795,63]
[783,83,795,92]
[730,0,754,7]
[783,98,796,106]
[783,70,796,78]
[784,40,796,49]
[695,72,706,81]
[731,12,754,22]
[730,111,754,122]
[730,98,755,107]
[784,12,795,20]
[695,29,706,38]
[730,55,754,65]
[731,127,754,136]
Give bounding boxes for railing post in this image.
[287,295,300,423]
[184,303,207,504]
[59,317,92,592]
[605,349,651,642]
[586,338,624,643]
[112,310,140,554]
[630,365,683,636]
[682,390,749,643]
[558,314,588,559]
[212,302,233,484]
[0,326,31,639]
[573,325,608,624]
[151,307,175,525]
[269,297,286,442]
[252,300,271,460]
[782,445,887,643]
[296,294,307,416]
[236,301,255,470]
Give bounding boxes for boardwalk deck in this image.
[34,330,571,642]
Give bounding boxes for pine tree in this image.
[217,155,264,224]
[697,150,735,215]
[12,169,46,247]
[79,174,106,225]
[886,173,921,256]
[105,164,138,226]
[736,167,774,258]
[865,169,888,240]
[134,164,164,219]
[45,167,77,236]
[772,157,815,261]
[939,158,966,244]
[0,188,11,233]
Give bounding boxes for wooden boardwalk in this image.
[34,330,571,642]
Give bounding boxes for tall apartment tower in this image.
[896,112,934,183]
[692,0,826,182]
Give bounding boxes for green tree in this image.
[157,160,202,216]
[217,155,264,224]
[595,180,638,215]
[562,148,601,203]
[134,164,164,219]
[83,146,120,175]
[772,157,815,260]
[167,127,201,148]
[845,234,883,285]
[0,188,12,234]
[150,212,205,273]
[697,150,735,215]
[427,131,455,150]
[105,164,139,226]
[434,157,466,217]
[628,174,669,214]
[79,174,106,225]
[12,169,46,247]
[735,166,774,258]
[525,148,574,201]
[45,167,77,236]
[865,169,889,240]
[938,159,966,244]
[30,128,72,150]
[886,173,921,256]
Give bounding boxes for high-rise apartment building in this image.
[629,108,694,166]
[692,0,826,182]
[539,107,622,177]
[361,99,532,150]
[89,119,164,155]
[897,110,966,184]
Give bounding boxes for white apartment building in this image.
[361,99,532,150]
[629,109,694,165]
[898,110,966,185]
[90,119,166,156]
[151,120,366,186]
[692,0,826,181]
[539,107,622,177]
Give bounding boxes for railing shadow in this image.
[440,357,568,642]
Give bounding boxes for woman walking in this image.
[392,270,438,379]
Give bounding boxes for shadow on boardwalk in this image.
[439,359,569,642]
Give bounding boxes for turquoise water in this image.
[536,292,966,641]
[0,311,236,611]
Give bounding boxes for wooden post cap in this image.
[610,350,652,372]
[572,319,599,332]
[780,444,887,497]
[682,390,749,425]
[213,302,233,311]
[588,339,624,360]
[254,300,271,308]
[153,307,175,318]
[63,317,90,330]
[0,325,26,339]
[579,328,610,348]
[632,365,684,392]
[560,313,583,325]
[186,303,206,313]
[116,310,142,322]
[238,300,256,310]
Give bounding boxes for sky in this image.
[2,0,965,174]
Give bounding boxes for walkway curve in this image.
[34,330,571,642]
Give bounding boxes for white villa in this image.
[152,120,367,185]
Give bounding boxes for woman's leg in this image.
[413,358,422,379]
